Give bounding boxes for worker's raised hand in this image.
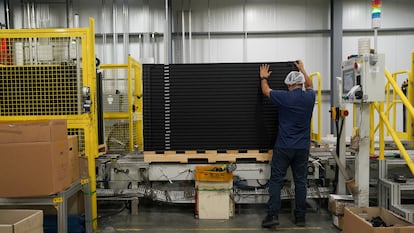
[260,64,272,79]
[294,60,305,73]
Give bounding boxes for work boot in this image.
[261,215,279,228]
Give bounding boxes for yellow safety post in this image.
[411,52,414,146]
[309,72,322,143]
[130,56,144,151]
[370,103,375,155]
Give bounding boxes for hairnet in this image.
[284,71,305,85]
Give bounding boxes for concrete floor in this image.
[97,200,341,233]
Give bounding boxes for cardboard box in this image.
[328,194,354,215]
[0,140,71,197]
[0,120,71,197]
[0,120,67,144]
[0,209,43,233]
[79,156,89,179]
[68,135,80,183]
[196,181,233,219]
[344,207,414,233]
[332,214,344,230]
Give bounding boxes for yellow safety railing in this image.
[310,72,322,143]
[100,56,142,152]
[0,18,98,229]
[371,69,414,175]
[385,70,412,140]
[369,68,412,156]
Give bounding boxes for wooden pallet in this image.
[144,149,272,163]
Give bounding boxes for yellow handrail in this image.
[385,69,414,131]
[375,69,414,175]
[374,102,414,175]
[386,70,411,140]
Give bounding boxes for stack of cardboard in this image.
[344,207,414,233]
[328,194,355,230]
[0,120,71,197]
[0,209,43,233]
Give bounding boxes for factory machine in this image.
[93,61,334,212]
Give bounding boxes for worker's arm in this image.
[260,64,272,97]
[295,60,313,90]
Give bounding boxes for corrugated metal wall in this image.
[6,0,414,137]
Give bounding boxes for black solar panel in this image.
[143,62,298,151]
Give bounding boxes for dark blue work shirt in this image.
[269,88,316,149]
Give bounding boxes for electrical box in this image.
[341,54,385,102]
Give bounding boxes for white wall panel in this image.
[246,35,330,91]
[208,0,244,32]
[343,0,370,29]
[72,0,102,29]
[344,0,414,29]
[73,0,164,33]
[245,0,329,31]
[380,0,414,28]
[8,0,414,137]
[188,36,244,63]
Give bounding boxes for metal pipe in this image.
[102,0,106,62]
[188,0,192,63]
[207,0,211,62]
[66,0,70,27]
[27,3,33,65]
[123,0,129,63]
[181,7,185,63]
[243,0,247,62]
[374,28,378,53]
[31,2,35,28]
[112,0,117,64]
[139,33,142,60]
[26,3,30,28]
[164,0,172,64]
[5,0,10,28]
[152,33,155,63]
[74,13,79,27]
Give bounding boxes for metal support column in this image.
[355,103,370,207]
[330,0,343,133]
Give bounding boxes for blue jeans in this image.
[267,147,309,218]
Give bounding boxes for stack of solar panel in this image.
[143,62,297,151]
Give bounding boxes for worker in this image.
[259,60,315,228]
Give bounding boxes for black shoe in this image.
[261,215,279,228]
[295,218,306,227]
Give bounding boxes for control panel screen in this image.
[343,69,355,94]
